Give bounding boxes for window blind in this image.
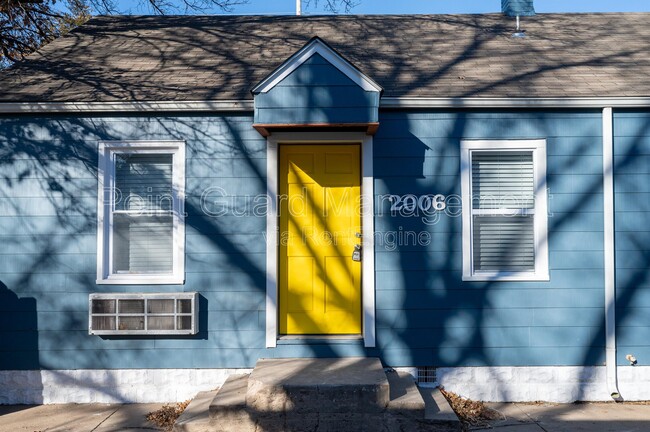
[115,154,173,212]
[471,151,535,272]
[472,151,534,209]
[472,215,535,271]
[113,154,174,274]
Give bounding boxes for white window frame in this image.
[97,141,185,285]
[460,139,549,281]
[88,292,198,335]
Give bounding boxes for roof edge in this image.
[380,97,650,109]
[2,97,650,114]
[0,100,254,113]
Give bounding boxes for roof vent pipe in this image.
[501,0,535,38]
[296,0,301,15]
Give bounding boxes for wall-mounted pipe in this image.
[603,106,621,400]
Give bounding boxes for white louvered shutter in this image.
[471,151,535,272]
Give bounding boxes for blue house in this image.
[1,7,650,404]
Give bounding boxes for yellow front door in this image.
[279,144,362,335]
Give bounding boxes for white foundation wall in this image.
[2,366,650,404]
[0,369,252,404]
[436,366,650,403]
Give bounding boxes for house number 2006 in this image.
[389,194,446,213]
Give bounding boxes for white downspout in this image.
[296,0,301,15]
[603,106,621,400]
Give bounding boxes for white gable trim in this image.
[252,38,382,94]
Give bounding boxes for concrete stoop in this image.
[174,358,461,432]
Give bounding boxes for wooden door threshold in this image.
[277,335,363,345]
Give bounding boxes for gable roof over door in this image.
[252,37,382,95]
[252,38,381,135]
[1,13,650,105]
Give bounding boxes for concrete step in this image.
[386,370,426,418]
[419,386,462,429]
[246,357,389,415]
[174,360,461,431]
[173,390,217,432]
[207,373,257,432]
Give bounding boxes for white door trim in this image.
[265,132,375,348]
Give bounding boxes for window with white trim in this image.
[97,141,185,284]
[461,140,549,281]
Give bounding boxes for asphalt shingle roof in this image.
[1,13,650,102]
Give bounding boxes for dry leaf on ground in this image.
[146,400,190,431]
[439,387,504,430]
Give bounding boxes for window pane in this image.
[473,215,535,272]
[177,316,192,330]
[472,151,534,209]
[177,299,192,313]
[92,316,115,331]
[118,316,145,330]
[92,299,115,314]
[118,299,144,313]
[114,154,173,212]
[113,214,173,274]
[148,299,174,314]
[148,316,175,330]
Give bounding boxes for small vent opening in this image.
[417,366,437,387]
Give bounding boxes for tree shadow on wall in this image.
[1,13,650,407]
[0,282,42,404]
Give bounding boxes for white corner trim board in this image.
[0,369,252,404]
[602,106,620,400]
[265,138,279,348]
[361,134,376,348]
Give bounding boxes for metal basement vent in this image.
[417,366,437,386]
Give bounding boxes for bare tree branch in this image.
[2,0,251,67]
[305,0,359,14]
[147,0,166,14]
[1,0,70,65]
[1,0,360,68]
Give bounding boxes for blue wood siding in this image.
[0,114,270,370]
[254,54,379,125]
[373,110,606,367]
[0,109,624,370]
[613,110,650,366]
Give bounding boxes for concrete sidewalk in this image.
[478,402,650,432]
[1,401,650,431]
[0,403,166,431]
